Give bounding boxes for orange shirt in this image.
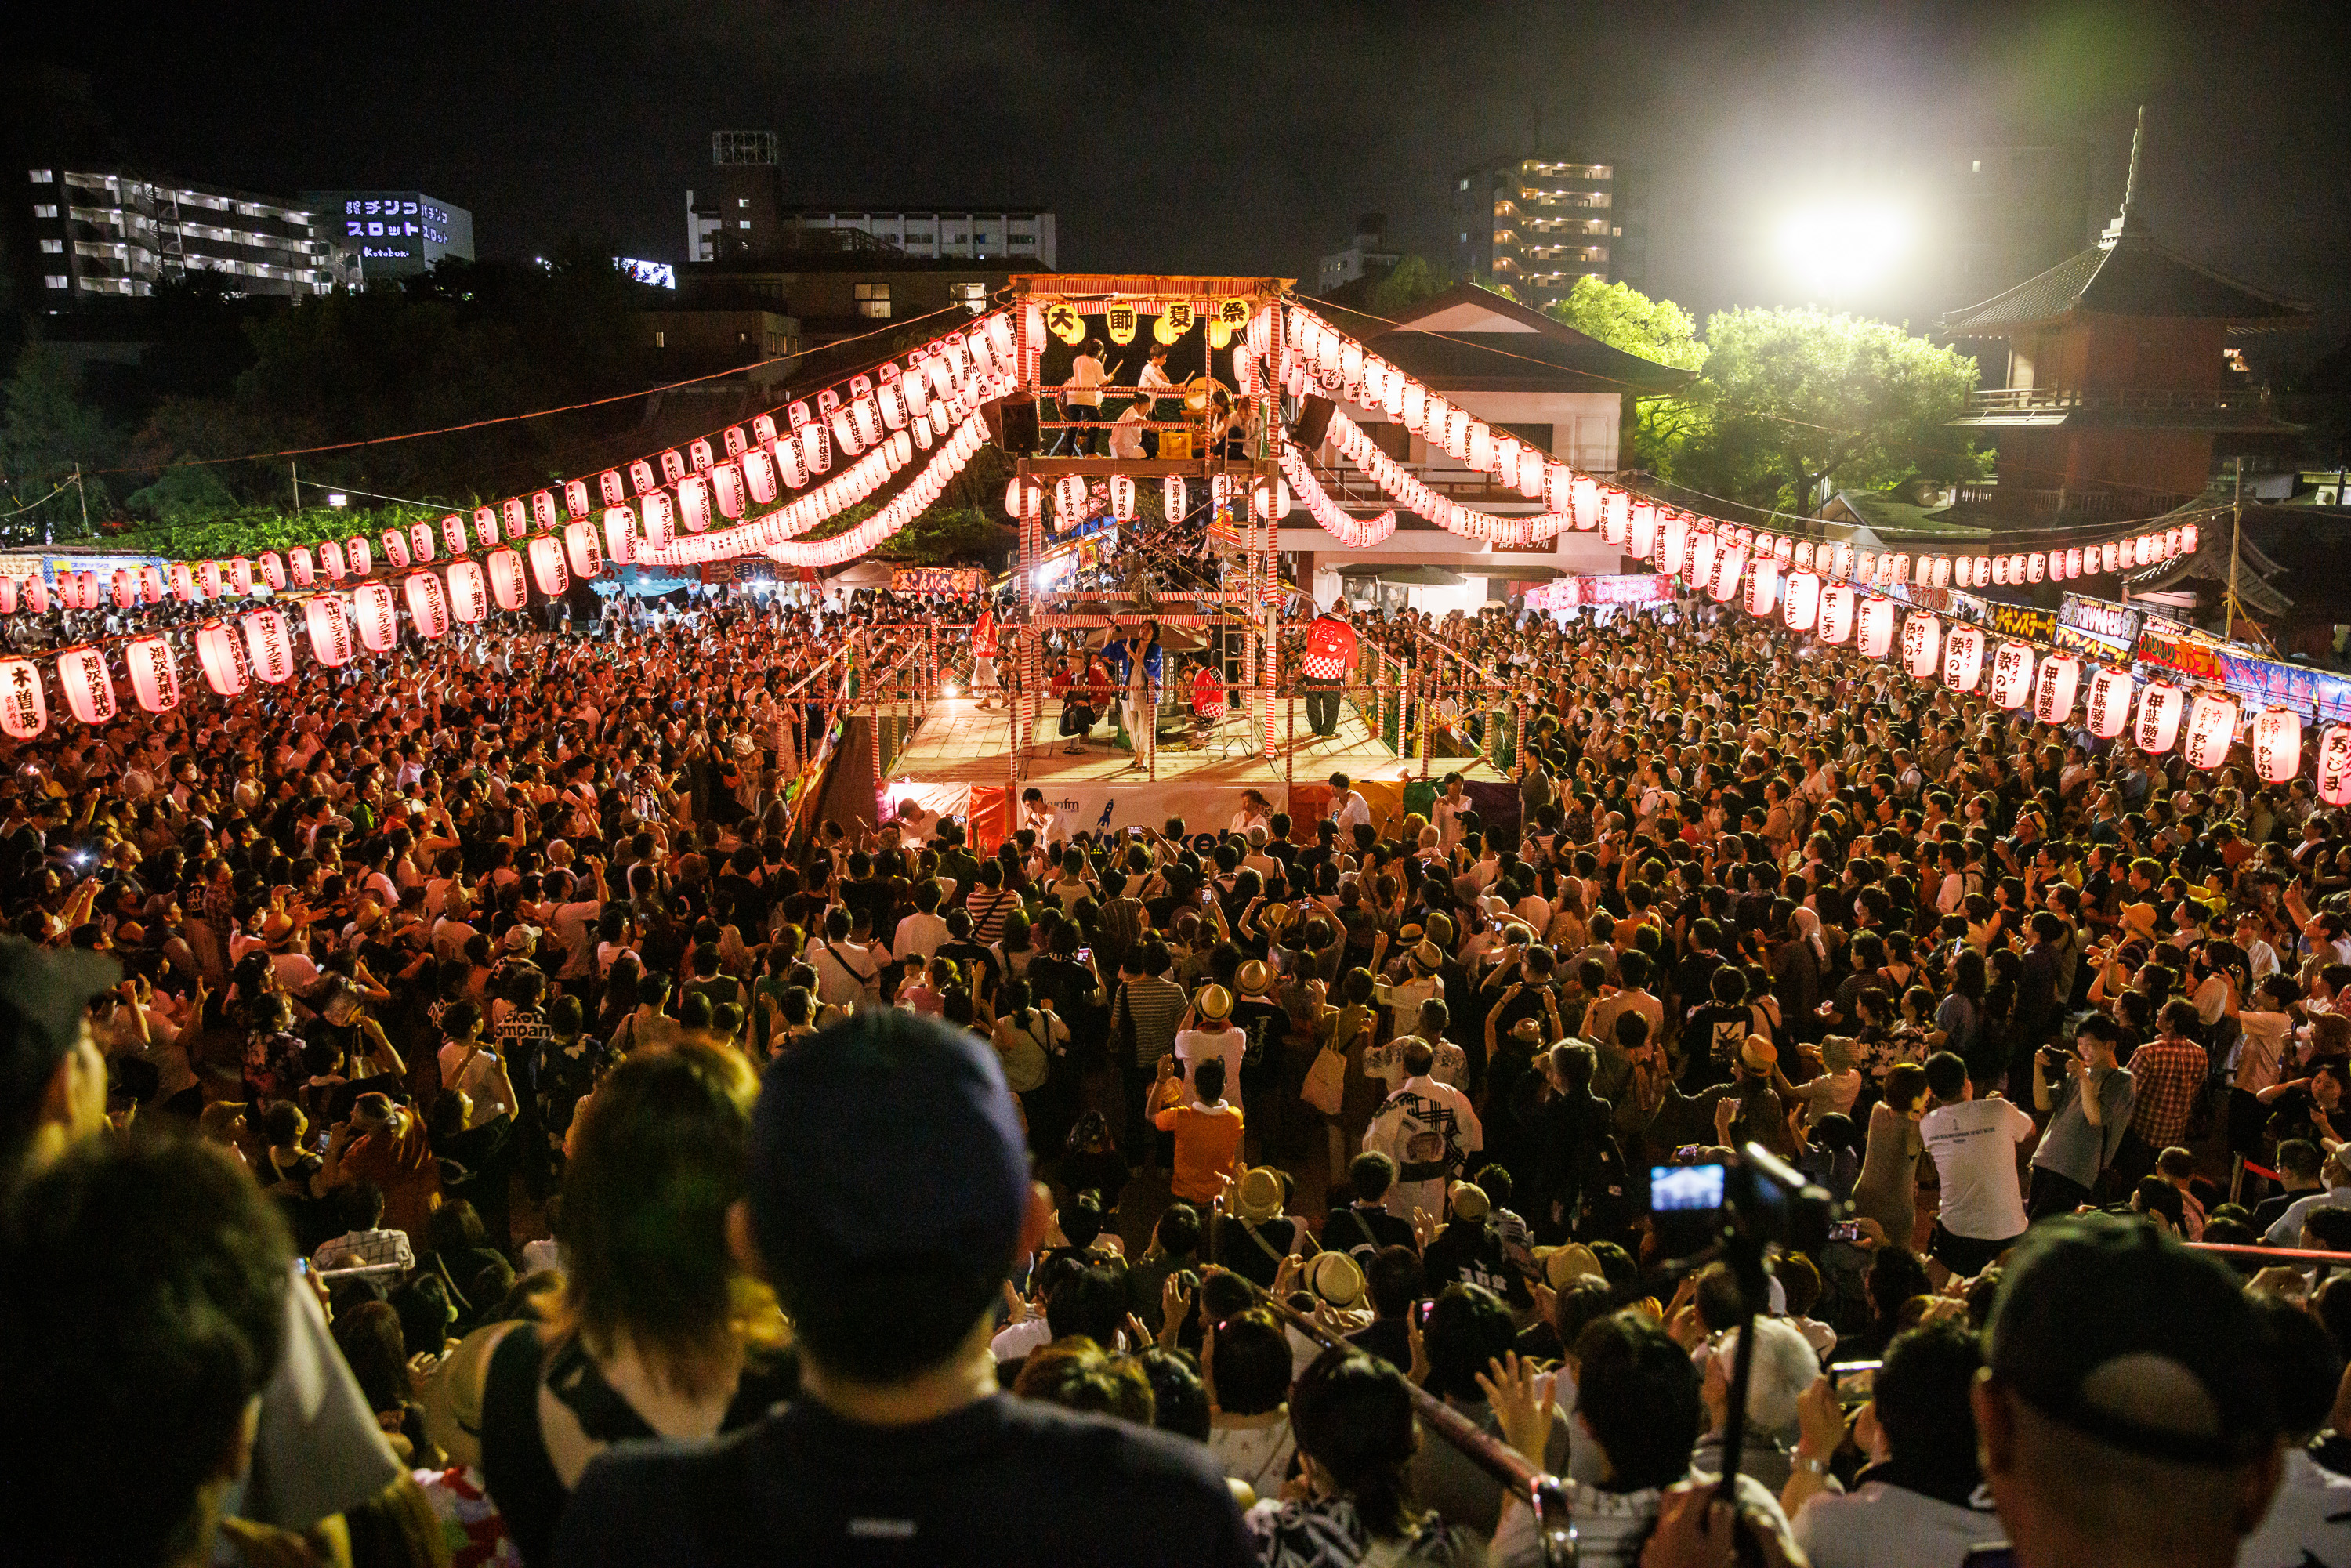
[1154,1099,1245,1204]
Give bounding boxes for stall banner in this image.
[1948,596,2057,643]
[2133,621,2351,724]
[890,567,985,595]
[2056,592,2141,658]
[1526,574,1679,611]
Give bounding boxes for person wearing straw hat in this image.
[1211,1166,1313,1289]
[1175,983,1246,1117]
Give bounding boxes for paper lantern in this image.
[1931,556,1951,588]
[0,578,13,615]
[2183,523,2200,555]
[1656,510,1689,577]
[1110,475,1136,522]
[353,583,398,652]
[166,563,194,603]
[2101,541,2120,574]
[678,474,712,532]
[2135,681,2185,754]
[1746,556,1781,618]
[1163,476,1186,519]
[118,634,177,714]
[2252,708,2302,783]
[1857,596,1896,661]
[193,621,248,696]
[1943,625,1985,692]
[2034,654,2081,724]
[1627,500,1657,560]
[473,509,500,551]
[1709,545,1747,603]
[503,498,531,540]
[1818,581,1855,644]
[1902,612,1942,679]
[640,491,676,550]
[2087,666,2133,738]
[2183,690,2238,771]
[2065,547,2083,578]
[1600,488,1629,546]
[0,658,43,737]
[445,559,488,624]
[1783,570,1820,632]
[528,534,570,597]
[317,541,346,581]
[404,570,451,639]
[198,560,223,598]
[110,569,134,610]
[242,608,295,684]
[289,548,315,588]
[741,448,778,505]
[2027,552,2045,583]
[1989,641,2035,708]
[564,519,603,580]
[2320,727,2351,806]
[22,578,45,615]
[410,523,436,563]
[53,646,113,726]
[345,538,370,578]
[1954,556,1975,588]
[712,462,746,519]
[1686,528,1716,589]
[603,506,637,566]
[488,549,527,612]
[381,531,411,571]
[304,596,353,666]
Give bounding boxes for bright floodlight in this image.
[1777,201,1910,306]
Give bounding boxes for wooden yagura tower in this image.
[1940,110,2309,534]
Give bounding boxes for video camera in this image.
[1647,1143,1834,1258]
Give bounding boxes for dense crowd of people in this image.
[3,581,2351,1568]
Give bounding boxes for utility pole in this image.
[290,458,300,518]
[2225,455,2243,642]
[71,465,88,541]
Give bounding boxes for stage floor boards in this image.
[886,697,1506,787]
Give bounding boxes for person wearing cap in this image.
[1971,1213,2286,1568]
[553,1010,1250,1566]
[1175,983,1247,1119]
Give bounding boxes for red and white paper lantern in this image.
[2319,726,2351,806]
[2034,655,2081,724]
[404,570,450,639]
[1817,581,1855,644]
[124,635,178,713]
[0,658,43,737]
[2135,681,2185,755]
[446,559,488,624]
[487,550,527,612]
[528,534,570,597]
[2252,708,2302,784]
[194,620,248,696]
[304,596,353,667]
[1943,625,1985,693]
[56,646,114,726]
[353,584,398,652]
[242,608,295,684]
[1783,570,1820,632]
[2087,667,2133,738]
[1989,641,2034,708]
[2183,690,2238,771]
[564,519,603,581]
[1903,612,1943,679]
[1857,595,1894,658]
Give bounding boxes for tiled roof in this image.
[1940,239,2311,335]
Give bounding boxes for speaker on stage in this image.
[1291,393,1336,452]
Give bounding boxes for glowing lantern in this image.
[317,541,346,581]
[1109,475,1136,522]
[2085,667,2132,737]
[742,448,777,505]
[2184,690,2238,771]
[1709,544,1747,603]
[472,509,498,550]
[1746,556,1781,617]
[345,538,370,578]
[678,474,712,532]
[1687,528,1716,588]
[488,549,528,611]
[1990,641,2035,708]
[564,519,603,580]
[2135,681,2185,754]
[2066,547,2083,578]
[2008,553,2027,582]
[304,596,353,666]
[194,621,248,696]
[288,548,315,589]
[198,560,223,598]
[1163,476,1186,518]
[503,498,530,540]
[640,491,676,549]
[2253,708,2302,783]
[1859,594,1898,656]
[2027,552,2045,583]
[0,578,13,614]
[110,569,133,609]
[23,578,45,615]
[122,635,178,714]
[1817,581,1855,643]
[1783,569,1820,632]
[2320,727,2351,806]
[242,609,295,684]
[353,584,398,652]
[603,506,636,566]
[1627,500,1657,560]
[0,659,44,737]
[1943,625,1985,692]
[713,462,746,519]
[411,523,437,563]
[2101,541,2120,574]
[168,563,195,602]
[1903,612,1942,679]
[528,534,570,596]
[1955,556,1975,589]
[2034,655,2081,724]
[444,559,487,624]
[1659,510,1689,576]
[55,647,114,726]
[1601,488,1629,546]
[2183,523,2200,554]
[1929,556,1948,588]
[381,531,411,570]
[404,570,451,639]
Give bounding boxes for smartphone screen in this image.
[1415,1299,1437,1327]
[1828,1219,1866,1244]
[1650,1163,1725,1212]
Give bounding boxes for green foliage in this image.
[1661,307,1985,515]
[102,502,441,560]
[1544,277,1706,371]
[874,505,1015,566]
[123,465,240,526]
[1367,256,1451,316]
[0,344,121,538]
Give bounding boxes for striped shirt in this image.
[1118,975,1190,1068]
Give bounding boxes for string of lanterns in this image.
[1279,446,1396,549]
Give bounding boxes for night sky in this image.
[15,0,2351,353]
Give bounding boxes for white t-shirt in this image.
[2237,1448,2351,1568]
[1174,1025,1245,1112]
[1919,1096,2034,1242]
[1791,1479,2005,1568]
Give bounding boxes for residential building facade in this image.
[26,165,355,302]
[1316,213,1400,294]
[687,130,1054,269]
[1450,154,1642,308]
[676,255,1006,349]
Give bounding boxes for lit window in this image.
[28,168,53,183]
[31,204,56,219]
[738,219,751,230]
[1460,232,1469,244]
[738,197,748,207]
[951,281,985,310]
[855,281,892,319]
[655,331,665,348]
[43,274,67,288]
[38,238,61,254]
[1458,178,1469,190]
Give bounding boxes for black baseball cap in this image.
[746,1009,1028,1285]
[0,936,121,1124]
[1987,1213,2277,1466]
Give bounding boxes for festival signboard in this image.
[889,567,985,595]
[2056,592,2141,658]
[2133,619,2351,724]
[1524,574,1679,611]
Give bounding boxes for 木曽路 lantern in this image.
[1943,625,1985,693]
[1903,612,1942,679]
[2183,690,2238,771]
[404,570,450,639]
[353,583,398,652]
[124,634,178,713]
[487,550,527,612]
[528,534,569,597]
[2135,681,2185,755]
[2087,666,2133,738]
[0,658,44,737]
[56,646,115,726]
[446,559,487,624]
[194,620,248,696]
[2034,655,2081,725]
[304,596,353,667]
[2253,708,2303,784]
[242,609,295,684]
[1989,641,2034,708]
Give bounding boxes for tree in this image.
[1674,306,1985,516]
[1367,256,1451,316]
[1545,278,1708,473]
[0,344,119,540]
